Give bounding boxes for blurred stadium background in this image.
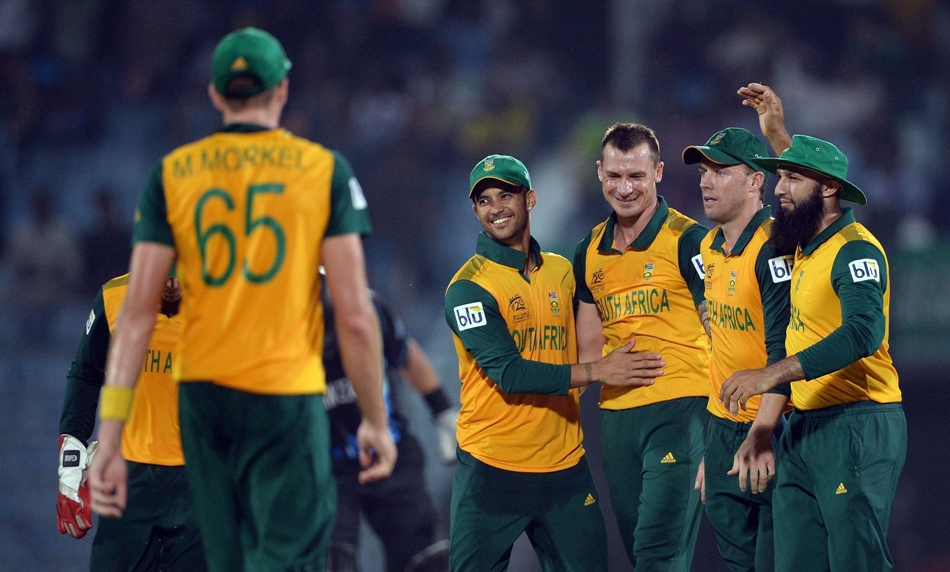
[1,0,948,570]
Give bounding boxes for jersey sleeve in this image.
[677,223,709,306]
[326,151,372,237]
[445,280,571,396]
[754,245,791,366]
[572,234,594,304]
[132,161,176,246]
[374,294,410,369]
[796,241,888,380]
[59,290,110,443]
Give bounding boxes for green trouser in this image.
[601,397,707,572]
[774,401,906,572]
[704,415,783,572]
[91,462,206,572]
[450,449,608,572]
[179,382,336,572]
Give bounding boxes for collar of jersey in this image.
[598,195,669,253]
[710,206,772,256]
[218,123,273,133]
[476,232,542,276]
[799,208,855,256]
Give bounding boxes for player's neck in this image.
[613,199,658,251]
[221,108,281,129]
[720,201,762,253]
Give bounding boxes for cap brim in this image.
[752,158,867,205]
[682,145,742,167]
[469,175,527,198]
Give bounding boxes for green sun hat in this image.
[682,127,769,175]
[752,134,867,205]
[212,27,292,98]
[469,155,532,198]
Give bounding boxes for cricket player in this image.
[88,27,396,572]
[683,127,792,572]
[574,122,710,571]
[445,154,665,571]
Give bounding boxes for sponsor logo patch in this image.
[768,255,794,283]
[454,302,486,331]
[691,254,705,279]
[848,259,880,283]
[62,450,80,467]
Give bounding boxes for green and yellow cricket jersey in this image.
[62,275,185,465]
[133,124,371,395]
[574,197,711,410]
[701,207,794,422]
[445,233,584,473]
[786,209,900,410]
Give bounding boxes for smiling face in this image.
[598,142,662,223]
[697,159,760,225]
[472,182,535,249]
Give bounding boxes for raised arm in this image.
[738,83,793,155]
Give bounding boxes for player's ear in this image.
[526,189,537,212]
[208,84,226,112]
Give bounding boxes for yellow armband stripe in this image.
[99,386,135,421]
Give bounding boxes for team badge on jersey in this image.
[768,255,794,283]
[85,310,96,335]
[643,262,655,281]
[848,259,880,283]
[548,291,561,316]
[691,254,705,279]
[454,302,486,331]
[728,270,738,296]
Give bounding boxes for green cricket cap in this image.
[212,27,292,98]
[752,134,867,205]
[469,155,532,199]
[682,127,770,175]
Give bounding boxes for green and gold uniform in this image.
[134,124,371,571]
[445,233,607,572]
[574,197,710,571]
[60,275,205,571]
[775,209,905,572]
[700,207,793,572]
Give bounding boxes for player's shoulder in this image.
[448,255,489,291]
[541,251,573,275]
[664,206,704,235]
[837,221,883,249]
[102,273,130,293]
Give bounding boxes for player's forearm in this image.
[104,304,158,391]
[750,393,788,432]
[759,355,805,389]
[399,340,441,395]
[336,308,388,428]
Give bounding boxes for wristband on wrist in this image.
[100,386,135,421]
[423,387,452,416]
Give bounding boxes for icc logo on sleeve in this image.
[768,255,794,283]
[454,302,486,331]
[848,259,880,283]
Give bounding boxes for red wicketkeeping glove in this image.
[57,434,97,538]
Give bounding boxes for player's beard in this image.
[770,183,825,255]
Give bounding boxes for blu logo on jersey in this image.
[848,259,880,283]
[691,254,705,279]
[768,255,794,283]
[454,302,486,331]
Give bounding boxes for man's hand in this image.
[719,369,778,415]
[592,337,665,388]
[694,457,706,505]
[434,407,459,464]
[88,420,128,519]
[728,426,776,494]
[737,82,792,155]
[57,435,97,538]
[355,420,398,485]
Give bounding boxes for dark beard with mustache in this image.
[769,183,825,255]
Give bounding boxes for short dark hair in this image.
[221,77,278,111]
[601,123,660,165]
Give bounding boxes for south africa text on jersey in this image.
[172,144,304,178]
[511,325,570,352]
[707,300,757,332]
[595,288,671,321]
[143,348,174,374]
